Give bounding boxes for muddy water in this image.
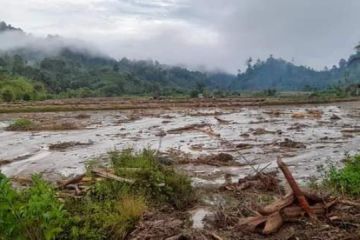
[0,102,359,185]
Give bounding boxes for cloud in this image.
[1,0,360,72]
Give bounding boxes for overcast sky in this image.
[1,0,360,73]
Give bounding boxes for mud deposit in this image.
[0,102,359,185]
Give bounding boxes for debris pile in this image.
[236,159,356,235]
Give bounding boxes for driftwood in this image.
[91,168,134,184]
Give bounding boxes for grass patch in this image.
[1,149,195,239]
[324,154,360,197]
[5,118,80,131]
[6,118,35,131]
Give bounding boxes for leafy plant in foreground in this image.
[0,173,67,240]
[325,154,360,197]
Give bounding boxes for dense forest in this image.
[0,21,359,101]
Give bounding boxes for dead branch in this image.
[277,158,316,220]
[91,168,134,183]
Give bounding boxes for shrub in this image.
[110,149,195,209]
[325,154,360,196]
[0,173,67,240]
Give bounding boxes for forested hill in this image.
[230,56,348,91]
[0,21,359,101]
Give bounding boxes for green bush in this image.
[0,173,67,240]
[325,154,360,196]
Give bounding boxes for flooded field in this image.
[1,101,359,186]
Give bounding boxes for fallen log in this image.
[277,158,316,220]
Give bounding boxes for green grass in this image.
[324,154,360,197]
[0,149,195,240]
[6,118,35,131]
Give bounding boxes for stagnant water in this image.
[0,102,359,186]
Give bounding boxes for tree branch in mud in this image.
[276,157,316,220]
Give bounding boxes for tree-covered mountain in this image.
[0,21,359,101]
[230,56,349,91]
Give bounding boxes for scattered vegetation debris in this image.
[278,138,306,148]
[287,123,309,131]
[250,127,280,135]
[75,113,91,119]
[167,123,220,138]
[263,109,281,116]
[221,171,280,192]
[128,212,187,240]
[306,109,323,119]
[179,153,238,167]
[211,153,234,162]
[0,159,12,167]
[341,127,360,133]
[236,143,253,150]
[292,109,322,119]
[330,114,341,120]
[49,140,93,151]
[291,112,306,119]
[214,116,230,124]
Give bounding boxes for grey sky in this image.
[1,0,360,72]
